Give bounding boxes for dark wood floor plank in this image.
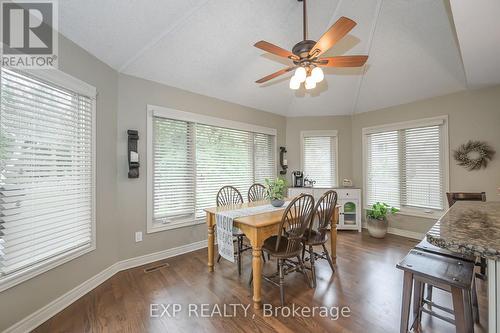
[33,231,488,333]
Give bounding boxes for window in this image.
[147,106,276,232]
[301,130,338,187]
[363,116,449,217]
[0,68,96,291]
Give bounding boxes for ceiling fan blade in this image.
[254,41,298,60]
[317,55,368,67]
[309,17,357,58]
[255,67,295,84]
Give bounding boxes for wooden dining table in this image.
[205,199,340,309]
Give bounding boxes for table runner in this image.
[216,202,290,262]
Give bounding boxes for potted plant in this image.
[366,202,398,238]
[264,177,286,207]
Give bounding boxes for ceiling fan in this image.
[254,0,368,90]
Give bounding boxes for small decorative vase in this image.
[367,217,388,238]
[271,199,285,207]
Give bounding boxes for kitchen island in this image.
[427,201,500,333]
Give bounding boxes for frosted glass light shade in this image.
[311,67,324,83]
[305,76,316,90]
[289,76,300,90]
[294,67,307,83]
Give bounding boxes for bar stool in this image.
[397,249,475,333]
[415,238,479,323]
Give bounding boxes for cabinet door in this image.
[342,199,358,226]
[339,199,359,229]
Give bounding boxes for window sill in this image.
[147,219,205,234]
[0,244,95,293]
[363,207,444,220]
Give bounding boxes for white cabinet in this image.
[288,187,362,232]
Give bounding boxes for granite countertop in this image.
[427,201,500,260]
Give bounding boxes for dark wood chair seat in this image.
[303,229,328,245]
[263,235,301,258]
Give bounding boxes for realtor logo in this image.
[1,0,58,68]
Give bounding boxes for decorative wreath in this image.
[453,140,495,171]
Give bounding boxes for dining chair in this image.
[216,186,250,275]
[446,192,486,207]
[248,183,266,202]
[302,190,337,288]
[254,194,315,305]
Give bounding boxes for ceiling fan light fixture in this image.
[311,67,324,83]
[294,67,307,83]
[305,76,316,90]
[289,76,300,90]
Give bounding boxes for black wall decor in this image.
[127,130,140,178]
[279,146,288,175]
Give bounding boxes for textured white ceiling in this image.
[449,0,500,88]
[58,0,475,116]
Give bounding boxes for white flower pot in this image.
[367,217,388,238]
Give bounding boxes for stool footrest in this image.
[422,299,454,315]
[421,307,455,325]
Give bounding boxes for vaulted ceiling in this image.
[58,0,496,116]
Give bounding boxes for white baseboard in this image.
[386,227,423,240]
[361,224,423,240]
[4,240,208,333]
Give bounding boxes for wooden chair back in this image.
[248,183,266,202]
[275,194,314,255]
[216,186,243,207]
[446,192,486,207]
[308,190,338,239]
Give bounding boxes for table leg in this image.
[252,247,263,309]
[330,206,339,264]
[207,213,215,273]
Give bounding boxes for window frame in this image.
[146,105,277,233]
[362,116,449,219]
[0,68,97,292]
[300,130,339,188]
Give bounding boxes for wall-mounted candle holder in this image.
[279,146,288,175]
[128,130,139,178]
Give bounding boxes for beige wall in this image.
[351,86,500,233]
[285,116,353,185]
[116,74,286,260]
[0,35,119,331]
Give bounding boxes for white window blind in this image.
[366,131,400,208]
[365,123,445,212]
[254,133,276,184]
[150,116,276,229]
[0,68,95,283]
[195,124,254,218]
[303,134,337,187]
[152,118,195,225]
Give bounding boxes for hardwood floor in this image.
[34,231,488,333]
